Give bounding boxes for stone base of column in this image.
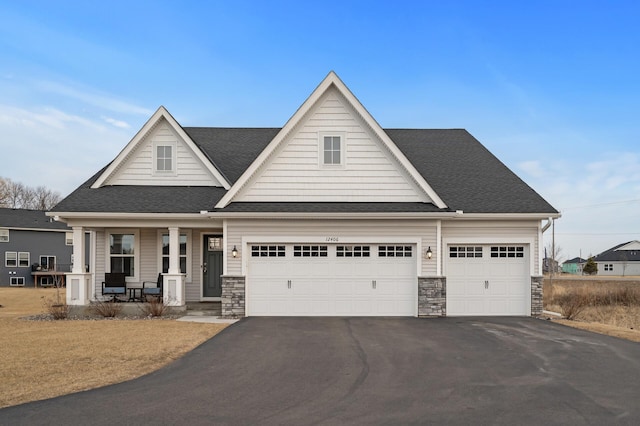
[221,276,246,318]
[418,276,446,317]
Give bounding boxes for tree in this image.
[582,257,598,275]
[0,177,61,210]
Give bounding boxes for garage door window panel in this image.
[337,246,370,257]
[251,245,286,257]
[379,246,412,257]
[293,245,328,257]
[449,246,482,258]
[491,246,524,258]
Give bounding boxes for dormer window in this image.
[154,142,176,174]
[320,132,345,167]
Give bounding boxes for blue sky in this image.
[1,0,639,259]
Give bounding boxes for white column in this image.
[168,227,180,274]
[72,226,85,274]
[67,226,91,305]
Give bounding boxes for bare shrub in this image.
[139,296,170,317]
[88,300,123,318]
[41,286,69,320]
[42,297,70,320]
[555,291,590,320]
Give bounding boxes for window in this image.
[0,228,8,242]
[337,246,370,257]
[10,277,25,286]
[450,246,483,258]
[5,252,17,267]
[293,245,328,257]
[604,264,613,271]
[323,136,341,165]
[156,145,173,171]
[109,233,135,277]
[65,232,73,246]
[161,233,188,274]
[18,252,30,267]
[40,255,56,271]
[251,245,286,257]
[490,246,524,258]
[379,245,413,257]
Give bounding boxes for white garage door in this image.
[247,244,416,316]
[446,245,529,316]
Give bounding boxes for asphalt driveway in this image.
[1,317,639,425]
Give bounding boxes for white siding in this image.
[106,119,223,187]
[442,220,540,275]
[93,230,106,299]
[139,229,157,284]
[225,219,437,277]
[234,87,430,203]
[186,236,202,301]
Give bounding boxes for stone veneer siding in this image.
[531,276,543,317]
[221,276,245,318]
[418,277,446,317]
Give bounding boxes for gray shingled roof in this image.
[594,242,640,262]
[52,127,558,215]
[0,208,70,230]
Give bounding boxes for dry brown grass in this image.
[0,288,228,408]
[544,276,640,342]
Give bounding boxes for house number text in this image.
[326,237,339,242]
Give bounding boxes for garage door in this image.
[446,245,529,316]
[247,244,416,316]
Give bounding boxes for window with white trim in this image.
[154,142,176,173]
[251,245,286,257]
[65,232,73,246]
[18,252,30,267]
[604,264,613,271]
[0,228,8,242]
[40,255,56,271]
[5,252,17,267]
[161,233,188,274]
[293,245,328,257]
[490,246,524,258]
[449,246,483,258]
[337,246,370,257]
[10,277,25,286]
[379,246,412,257]
[109,233,136,277]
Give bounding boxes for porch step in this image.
[185,302,221,316]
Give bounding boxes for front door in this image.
[203,235,223,298]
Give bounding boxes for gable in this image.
[92,107,230,189]
[217,72,446,208]
[103,118,224,187]
[231,87,431,203]
[615,241,640,251]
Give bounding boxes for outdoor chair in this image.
[142,273,163,301]
[102,272,127,302]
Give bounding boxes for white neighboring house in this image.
[593,241,640,276]
[49,72,559,317]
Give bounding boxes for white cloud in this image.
[102,116,130,129]
[35,80,153,116]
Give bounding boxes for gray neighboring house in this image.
[50,72,559,317]
[593,241,640,276]
[0,208,73,287]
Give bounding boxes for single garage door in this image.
[247,244,416,316]
[446,245,529,316]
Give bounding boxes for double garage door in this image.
[247,243,416,316]
[446,245,530,316]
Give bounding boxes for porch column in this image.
[164,227,185,307]
[67,226,91,306]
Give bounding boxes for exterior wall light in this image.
[231,246,238,258]
[426,246,433,259]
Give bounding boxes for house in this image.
[593,241,640,276]
[562,257,586,275]
[542,257,561,275]
[49,72,559,317]
[0,208,73,287]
